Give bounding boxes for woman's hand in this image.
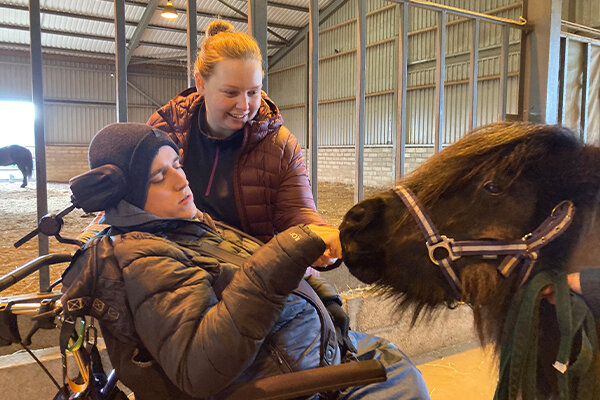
[541,272,582,304]
[306,224,342,267]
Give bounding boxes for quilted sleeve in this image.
[114,225,325,398]
[272,127,327,231]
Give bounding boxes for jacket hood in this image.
[102,200,159,227]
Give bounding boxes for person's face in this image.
[143,146,197,219]
[195,58,263,138]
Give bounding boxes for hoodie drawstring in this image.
[204,146,219,196]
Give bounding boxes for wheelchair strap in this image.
[494,271,599,400]
[59,318,90,395]
[293,279,339,366]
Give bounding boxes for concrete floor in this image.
[417,346,498,399]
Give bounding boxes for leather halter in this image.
[393,185,575,301]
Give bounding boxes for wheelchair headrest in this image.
[69,164,128,213]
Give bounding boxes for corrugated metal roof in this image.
[0,0,339,63]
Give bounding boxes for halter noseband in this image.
[393,185,574,301]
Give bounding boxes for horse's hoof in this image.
[20,184,26,188]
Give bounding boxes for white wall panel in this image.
[319,100,354,146]
[319,52,355,100]
[321,0,355,28]
[562,0,600,28]
[268,0,525,148]
[44,103,116,144]
[321,20,356,57]
[280,106,307,147]
[366,40,396,93]
[273,39,306,70]
[0,59,32,100]
[270,67,306,107]
[366,93,395,145]
[0,55,185,144]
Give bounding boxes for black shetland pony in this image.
[0,145,33,187]
[340,122,600,399]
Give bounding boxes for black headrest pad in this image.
[69,164,128,213]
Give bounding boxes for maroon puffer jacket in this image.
[147,87,325,242]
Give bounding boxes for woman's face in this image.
[143,146,197,219]
[196,58,263,138]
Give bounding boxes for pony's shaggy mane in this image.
[402,122,580,208]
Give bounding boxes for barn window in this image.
[0,101,35,183]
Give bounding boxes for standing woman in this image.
[148,21,336,265]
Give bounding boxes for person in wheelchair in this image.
[61,123,430,399]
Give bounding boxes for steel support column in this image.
[355,0,366,203]
[28,0,49,290]
[308,0,318,204]
[580,42,590,142]
[434,10,446,153]
[248,0,268,92]
[187,0,198,87]
[126,0,158,64]
[468,19,479,131]
[520,0,561,123]
[395,3,408,180]
[498,24,509,120]
[558,37,569,124]
[114,0,128,122]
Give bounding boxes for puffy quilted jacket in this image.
[61,202,339,400]
[147,88,325,243]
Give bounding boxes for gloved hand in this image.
[324,301,357,357]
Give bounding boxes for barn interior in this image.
[0,0,599,399]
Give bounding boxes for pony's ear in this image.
[69,165,128,213]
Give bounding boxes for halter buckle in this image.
[427,235,460,266]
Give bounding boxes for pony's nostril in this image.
[346,205,367,225]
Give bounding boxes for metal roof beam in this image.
[96,0,301,31]
[0,22,187,50]
[217,0,290,44]
[269,0,350,67]
[0,43,188,67]
[2,4,180,34]
[126,0,159,64]
[129,54,186,65]
[0,5,288,47]
[268,1,308,13]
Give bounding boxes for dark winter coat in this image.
[147,88,325,243]
[60,202,339,400]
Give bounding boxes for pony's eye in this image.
[483,181,502,195]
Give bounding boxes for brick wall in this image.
[304,145,435,187]
[45,145,88,183]
[405,146,435,175]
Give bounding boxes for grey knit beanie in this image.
[88,122,179,209]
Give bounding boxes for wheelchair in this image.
[0,166,386,400]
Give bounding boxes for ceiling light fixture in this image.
[161,1,178,19]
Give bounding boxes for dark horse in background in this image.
[340,122,600,399]
[0,145,33,187]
